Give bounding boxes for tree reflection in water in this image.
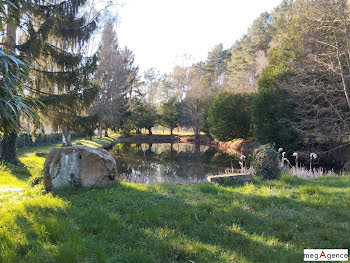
[109,143,241,184]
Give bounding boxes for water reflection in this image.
[109,143,240,184]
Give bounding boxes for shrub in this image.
[252,144,281,180]
[207,92,253,141]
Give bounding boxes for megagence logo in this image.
[304,249,349,261]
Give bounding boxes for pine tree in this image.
[228,12,275,92]
[92,20,126,137]
[18,0,99,146]
[202,44,230,95]
[91,19,141,137]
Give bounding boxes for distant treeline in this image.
[16,133,79,149]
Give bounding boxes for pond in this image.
[109,143,241,184]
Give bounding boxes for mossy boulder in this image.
[43,146,117,190]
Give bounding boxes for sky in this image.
[116,0,282,75]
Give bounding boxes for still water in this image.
[109,143,240,184]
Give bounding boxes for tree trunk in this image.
[195,127,200,141]
[170,128,173,135]
[331,20,350,111]
[62,126,72,146]
[148,128,152,135]
[98,125,102,139]
[1,132,18,164]
[4,10,16,53]
[194,142,200,155]
[104,127,109,137]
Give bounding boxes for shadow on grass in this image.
[6,163,32,182]
[199,180,350,249]
[2,183,304,263]
[2,177,349,263]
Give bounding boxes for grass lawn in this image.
[0,142,349,263]
[74,136,115,149]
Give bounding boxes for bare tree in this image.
[182,64,206,137]
[281,0,350,142]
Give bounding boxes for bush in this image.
[252,144,280,180]
[207,92,253,141]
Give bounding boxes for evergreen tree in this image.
[160,97,182,135]
[252,46,297,150]
[228,12,276,93]
[91,20,141,137]
[92,20,124,137]
[18,0,99,146]
[207,91,253,141]
[201,44,231,96]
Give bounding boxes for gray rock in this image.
[207,173,252,184]
[43,146,117,190]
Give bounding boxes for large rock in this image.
[43,146,117,190]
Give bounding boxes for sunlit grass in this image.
[74,136,115,149]
[0,141,349,262]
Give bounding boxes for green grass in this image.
[0,142,349,262]
[74,136,115,149]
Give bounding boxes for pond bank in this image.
[116,134,180,143]
[115,134,259,155]
[179,136,258,155]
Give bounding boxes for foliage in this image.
[91,20,141,133]
[0,49,35,133]
[1,143,350,262]
[131,101,158,134]
[73,115,99,139]
[228,12,275,92]
[0,0,42,163]
[143,67,163,105]
[201,44,231,95]
[0,0,19,31]
[252,46,297,150]
[18,0,100,146]
[0,0,37,134]
[207,91,253,141]
[252,0,350,150]
[252,144,281,180]
[160,97,182,134]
